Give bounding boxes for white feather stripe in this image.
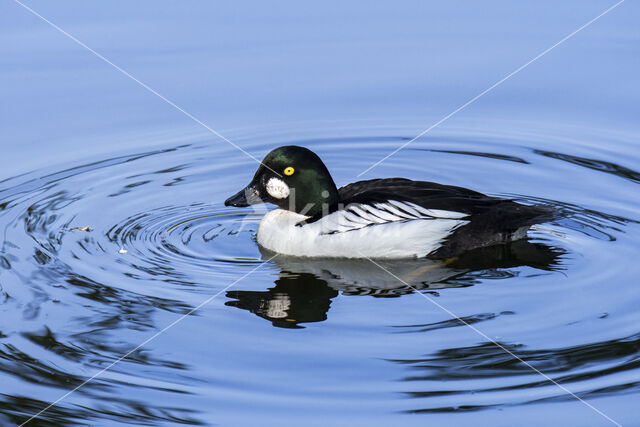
[326,210,375,233]
[408,203,468,219]
[340,209,372,226]
[361,204,400,222]
[374,202,416,220]
[329,206,401,233]
[349,205,387,224]
[388,200,423,217]
[407,202,436,217]
[379,200,467,220]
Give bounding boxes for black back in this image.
[338,178,502,214]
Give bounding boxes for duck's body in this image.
[257,204,467,258]
[225,146,553,259]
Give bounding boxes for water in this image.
[1,1,639,426]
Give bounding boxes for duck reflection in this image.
[226,240,563,328]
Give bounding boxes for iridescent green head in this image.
[225,146,339,216]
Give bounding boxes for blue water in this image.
[1,1,639,426]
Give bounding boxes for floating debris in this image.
[118,248,128,254]
[70,226,91,232]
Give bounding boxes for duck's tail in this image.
[431,202,557,258]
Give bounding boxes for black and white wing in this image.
[314,200,468,235]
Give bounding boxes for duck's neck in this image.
[288,184,340,218]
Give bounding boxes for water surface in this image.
[1,1,639,426]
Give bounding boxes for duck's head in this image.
[224,146,339,216]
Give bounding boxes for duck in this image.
[224,145,553,259]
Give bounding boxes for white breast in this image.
[256,202,468,258]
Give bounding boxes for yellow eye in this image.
[284,166,295,176]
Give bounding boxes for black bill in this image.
[224,185,264,207]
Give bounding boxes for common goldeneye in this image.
[225,145,553,258]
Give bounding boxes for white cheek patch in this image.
[266,177,290,199]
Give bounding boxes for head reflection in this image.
[226,273,338,328]
[225,240,563,328]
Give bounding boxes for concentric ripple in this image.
[0,124,638,425]
[106,206,261,270]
